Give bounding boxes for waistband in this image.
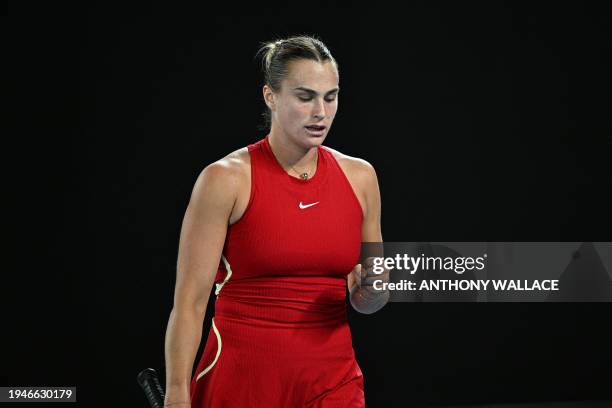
[214,275,349,329]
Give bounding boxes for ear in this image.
[262,85,276,111]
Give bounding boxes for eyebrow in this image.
[292,86,340,95]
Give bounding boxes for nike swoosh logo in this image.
[299,201,320,209]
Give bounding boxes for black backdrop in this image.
[4,2,612,407]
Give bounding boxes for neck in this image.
[267,127,318,170]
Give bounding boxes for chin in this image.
[302,136,326,150]
[299,128,328,146]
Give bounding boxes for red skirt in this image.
[189,313,365,407]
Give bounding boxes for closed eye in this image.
[297,96,337,102]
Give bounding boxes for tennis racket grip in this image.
[137,368,165,408]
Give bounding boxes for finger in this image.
[363,273,389,286]
[363,256,378,269]
[363,266,390,280]
[354,264,362,288]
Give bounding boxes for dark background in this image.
[4,2,612,407]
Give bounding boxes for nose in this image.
[312,97,326,120]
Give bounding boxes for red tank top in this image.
[212,134,363,327]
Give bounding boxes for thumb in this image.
[355,264,363,287]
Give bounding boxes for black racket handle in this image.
[137,368,165,408]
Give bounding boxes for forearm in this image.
[164,306,206,403]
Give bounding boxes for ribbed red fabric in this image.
[190,134,365,407]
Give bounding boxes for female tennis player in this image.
[163,35,388,407]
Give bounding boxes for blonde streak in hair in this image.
[264,42,276,75]
[255,41,273,77]
[266,45,274,72]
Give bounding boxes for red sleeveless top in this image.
[212,134,363,327]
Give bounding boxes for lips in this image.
[305,125,326,130]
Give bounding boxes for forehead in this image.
[282,59,339,90]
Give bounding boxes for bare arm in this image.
[164,161,240,407]
[347,161,389,314]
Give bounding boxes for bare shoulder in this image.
[219,146,251,176]
[204,147,249,180]
[191,146,250,204]
[323,145,377,183]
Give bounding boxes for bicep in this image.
[173,163,238,312]
[361,163,382,243]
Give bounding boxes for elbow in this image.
[171,297,209,320]
[172,283,214,317]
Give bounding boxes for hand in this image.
[349,256,390,314]
[353,256,390,291]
